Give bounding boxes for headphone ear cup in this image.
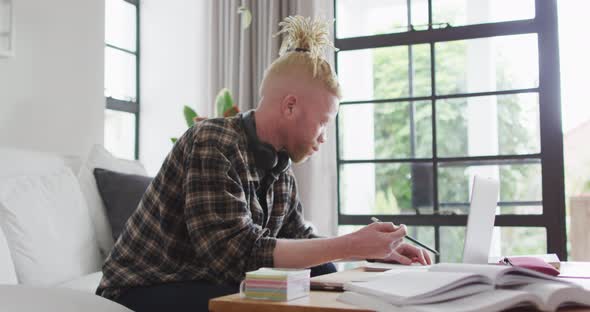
[273,151,291,174]
[255,142,279,169]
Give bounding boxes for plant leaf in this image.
[215,88,228,117]
[223,91,234,114]
[216,88,234,117]
[170,137,178,144]
[183,105,198,127]
[237,6,252,30]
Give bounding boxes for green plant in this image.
[170,88,240,143]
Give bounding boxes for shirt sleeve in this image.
[183,142,276,284]
[277,175,322,239]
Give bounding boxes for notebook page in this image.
[337,291,399,312]
[364,262,431,272]
[498,268,572,286]
[429,263,512,282]
[401,289,540,312]
[517,282,590,311]
[404,283,491,305]
[344,271,490,304]
[429,263,570,286]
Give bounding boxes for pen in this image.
[371,217,440,255]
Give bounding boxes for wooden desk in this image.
[209,291,369,312]
[209,262,590,312]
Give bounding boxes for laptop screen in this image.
[462,175,500,264]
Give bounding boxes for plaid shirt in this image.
[96,116,318,300]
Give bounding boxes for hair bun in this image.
[262,15,341,98]
[275,16,336,61]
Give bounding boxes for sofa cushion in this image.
[0,226,17,285]
[0,166,102,286]
[78,145,147,258]
[93,168,153,241]
[62,155,83,175]
[0,285,132,312]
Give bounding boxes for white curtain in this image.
[207,0,338,236]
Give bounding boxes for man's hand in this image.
[272,223,431,269]
[382,243,433,265]
[345,222,407,260]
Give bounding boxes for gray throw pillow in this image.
[93,168,152,241]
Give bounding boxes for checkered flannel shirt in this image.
[96,116,318,300]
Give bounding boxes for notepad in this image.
[242,268,310,301]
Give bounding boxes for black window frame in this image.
[104,0,140,159]
[334,0,566,260]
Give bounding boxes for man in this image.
[97,16,431,312]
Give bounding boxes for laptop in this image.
[461,175,500,264]
[310,175,500,290]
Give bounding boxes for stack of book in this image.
[242,268,311,301]
[337,263,590,312]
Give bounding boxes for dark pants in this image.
[113,263,337,312]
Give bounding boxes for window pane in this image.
[0,0,9,31]
[104,109,136,160]
[105,0,136,52]
[336,0,409,38]
[338,44,431,102]
[411,0,430,31]
[440,226,546,263]
[440,226,465,262]
[339,163,434,215]
[105,47,136,101]
[436,93,540,157]
[437,161,542,215]
[339,101,432,159]
[407,226,435,253]
[491,227,546,256]
[0,0,12,52]
[435,34,538,95]
[433,0,535,27]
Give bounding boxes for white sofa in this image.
[0,145,147,311]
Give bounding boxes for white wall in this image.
[0,0,105,157]
[139,0,210,175]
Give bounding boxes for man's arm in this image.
[273,222,407,268]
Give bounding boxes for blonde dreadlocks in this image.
[260,16,342,98]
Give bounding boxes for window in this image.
[104,0,139,160]
[335,0,565,261]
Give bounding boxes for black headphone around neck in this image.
[240,110,291,174]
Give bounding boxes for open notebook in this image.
[339,282,590,312]
[340,263,580,307]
